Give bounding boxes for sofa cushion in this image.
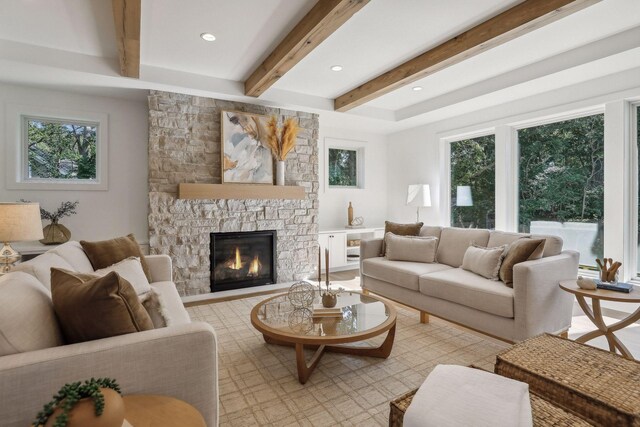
[385,233,438,263]
[381,221,424,256]
[49,241,95,273]
[51,268,154,344]
[80,234,152,281]
[419,268,514,318]
[362,257,452,291]
[420,226,443,239]
[0,272,64,356]
[487,231,530,248]
[530,234,563,257]
[150,281,191,326]
[461,244,506,280]
[11,252,75,290]
[94,257,152,296]
[499,238,546,285]
[436,228,491,268]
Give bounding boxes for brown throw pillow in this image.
[499,238,546,285]
[51,268,154,344]
[80,234,152,281]
[381,221,424,256]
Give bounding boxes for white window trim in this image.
[440,129,496,228]
[630,101,640,281]
[325,137,365,190]
[5,103,109,191]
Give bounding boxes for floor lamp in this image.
[407,184,431,222]
[0,203,44,274]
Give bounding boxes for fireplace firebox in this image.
[210,230,277,292]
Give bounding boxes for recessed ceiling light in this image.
[330,65,343,72]
[412,86,423,91]
[200,33,216,42]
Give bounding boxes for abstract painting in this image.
[221,110,273,184]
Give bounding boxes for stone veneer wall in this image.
[147,90,319,296]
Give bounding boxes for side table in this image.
[559,280,640,359]
[122,395,206,427]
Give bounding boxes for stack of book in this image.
[596,280,633,293]
[312,307,343,318]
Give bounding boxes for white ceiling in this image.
[0,0,639,134]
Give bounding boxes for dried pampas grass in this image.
[266,116,299,161]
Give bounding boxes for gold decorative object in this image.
[596,258,621,283]
[41,223,72,245]
[322,293,337,308]
[288,308,313,333]
[348,202,353,226]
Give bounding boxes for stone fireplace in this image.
[210,230,277,292]
[147,90,319,296]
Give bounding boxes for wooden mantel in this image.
[178,183,305,200]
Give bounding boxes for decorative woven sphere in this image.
[288,308,313,333]
[287,281,315,308]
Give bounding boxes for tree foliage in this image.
[450,135,495,228]
[27,119,97,180]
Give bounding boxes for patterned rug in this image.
[187,295,509,426]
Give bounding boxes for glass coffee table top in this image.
[253,290,393,339]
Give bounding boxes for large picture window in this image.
[450,135,495,229]
[518,114,604,268]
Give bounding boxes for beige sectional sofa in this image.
[0,241,218,427]
[360,227,579,342]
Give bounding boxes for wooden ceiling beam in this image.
[244,0,370,97]
[112,0,141,78]
[334,0,600,112]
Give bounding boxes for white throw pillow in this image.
[385,232,438,263]
[461,244,506,280]
[94,257,152,295]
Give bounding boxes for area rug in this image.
[187,295,508,426]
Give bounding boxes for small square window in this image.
[328,148,359,187]
[24,116,98,181]
[5,104,108,191]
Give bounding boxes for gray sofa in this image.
[0,241,218,427]
[360,227,579,342]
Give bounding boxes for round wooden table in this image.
[559,280,640,359]
[251,290,397,384]
[122,395,205,427]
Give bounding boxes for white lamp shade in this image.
[0,203,44,242]
[407,184,431,207]
[456,186,473,207]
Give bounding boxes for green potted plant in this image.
[34,378,124,427]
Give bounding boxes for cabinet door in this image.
[329,233,347,268]
[374,228,385,239]
[318,233,330,269]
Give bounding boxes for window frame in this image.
[325,138,365,190]
[5,104,108,191]
[440,129,496,227]
[514,109,606,270]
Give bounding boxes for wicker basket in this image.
[389,387,591,427]
[495,333,640,427]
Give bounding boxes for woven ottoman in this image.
[495,333,640,427]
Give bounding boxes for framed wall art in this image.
[221,110,273,184]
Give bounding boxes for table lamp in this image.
[0,203,44,273]
[407,184,431,222]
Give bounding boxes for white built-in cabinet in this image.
[318,227,384,272]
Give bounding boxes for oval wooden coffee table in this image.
[251,290,397,384]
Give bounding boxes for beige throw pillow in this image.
[461,244,507,280]
[381,221,424,255]
[94,257,152,296]
[385,233,438,263]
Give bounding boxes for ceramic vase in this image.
[40,222,71,245]
[276,161,285,186]
[322,293,337,308]
[44,388,124,427]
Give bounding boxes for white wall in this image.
[0,83,149,244]
[317,125,388,230]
